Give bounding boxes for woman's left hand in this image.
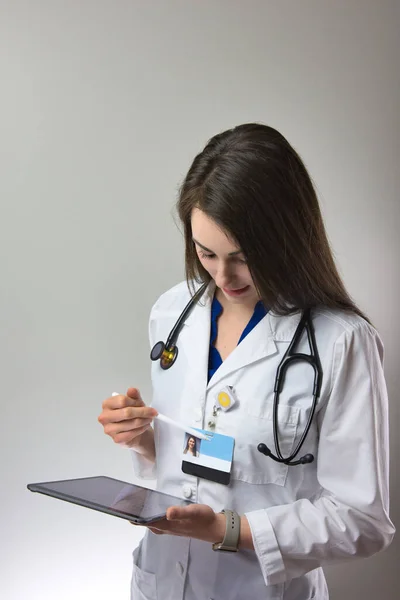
[143,504,226,544]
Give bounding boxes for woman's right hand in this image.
[98,388,158,450]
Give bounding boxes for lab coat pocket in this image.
[131,546,158,600]
[232,402,299,486]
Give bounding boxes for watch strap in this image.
[212,509,240,552]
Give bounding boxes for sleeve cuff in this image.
[130,449,157,480]
[245,508,286,585]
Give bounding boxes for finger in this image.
[126,388,143,402]
[124,389,158,417]
[102,393,145,411]
[117,406,157,422]
[167,504,212,521]
[147,527,165,535]
[104,417,153,435]
[166,505,191,521]
[99,405,157,425]
[113,423,152,445]
[145,517,169,533]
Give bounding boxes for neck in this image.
[215,288,258,318]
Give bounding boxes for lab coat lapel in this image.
[206,315,277,390]
[179,284,301,392]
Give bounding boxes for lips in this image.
[223,285,250,297]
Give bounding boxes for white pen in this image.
[111,393,211,441]
[155,412,211,441]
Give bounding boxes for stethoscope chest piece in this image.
[150,282,208,371]
[150,341,178,370]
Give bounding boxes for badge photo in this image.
[181,428,235,485]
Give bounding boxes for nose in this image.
[215,261,234,288]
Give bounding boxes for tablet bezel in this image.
[27,475,192,524]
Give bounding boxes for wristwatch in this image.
[212,509,240,552]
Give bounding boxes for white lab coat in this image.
[130,281,395,600]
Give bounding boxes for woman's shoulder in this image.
[312,307,378,338]
[270,306,382,354]
[149,280,200,318]
[311,307,384,359]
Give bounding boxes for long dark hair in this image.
[176,123,369,321]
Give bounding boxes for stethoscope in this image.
[150,283,323,466]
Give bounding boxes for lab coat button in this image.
[182,484,193,498]
[176,561,184,576]
[194,407,202,422]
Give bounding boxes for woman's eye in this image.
[198,250,247,264]
[199,251,215,260]
[232,256,247,265]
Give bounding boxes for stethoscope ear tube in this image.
[257,443,314,466]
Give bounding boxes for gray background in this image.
[1,1,398,598]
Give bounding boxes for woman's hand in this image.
[144,504,226,544]
[98,388,158,456]
[143,504,254,550]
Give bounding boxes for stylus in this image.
[111,393,212,441]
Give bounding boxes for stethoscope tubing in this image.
[151,283,323,466]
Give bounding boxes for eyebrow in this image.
[192,238,244,256]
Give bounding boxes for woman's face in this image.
[188,437,195,450]
[191,208,259,308]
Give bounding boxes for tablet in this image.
[27,476,193,524]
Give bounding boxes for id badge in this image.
[181,429,235,486]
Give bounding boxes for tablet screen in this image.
[28,476,192,523]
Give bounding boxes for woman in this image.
[183,436,200,457]
[98,124,395,600]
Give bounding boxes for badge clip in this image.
[216,386,237,412]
